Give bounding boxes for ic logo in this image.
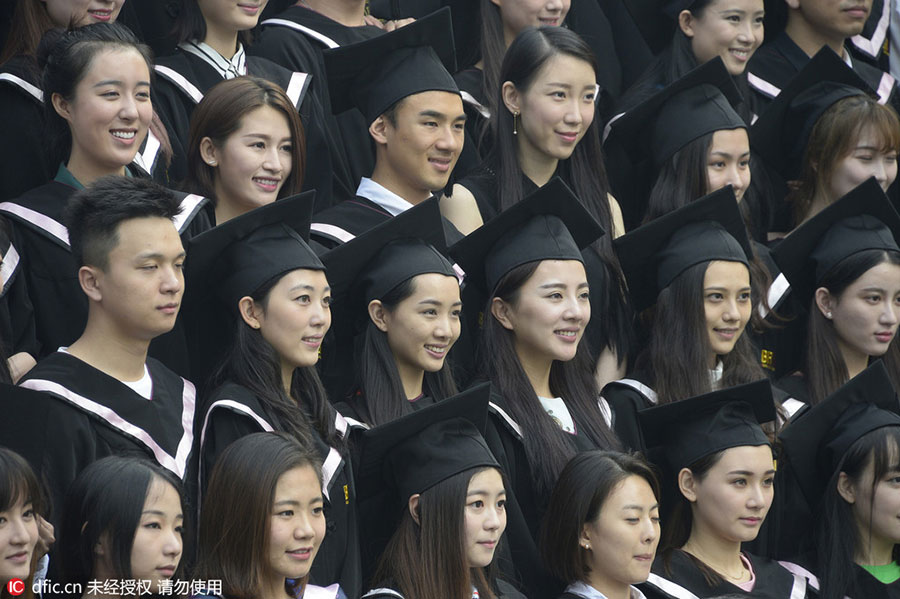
[6,578,24,596]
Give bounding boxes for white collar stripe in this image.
[0,202,70,247]
[260,18,340,48]
[0,73,43,102]
[154,65,205,104]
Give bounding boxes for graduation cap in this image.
[323,7,459,122]
[779,362,900,509]
[185,191,322,312]
[321,198,456,336]
[355,382,498,503]
[626,0,702,54]
[751,47,874,181]
[614,186,752,312]
[609,57,744,168]
[448,177,604,295]
[771,178,900,305]
[639,379,775,470]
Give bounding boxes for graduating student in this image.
[779,362,900,598]
[13,176,196,533]
[771,178,900,406]
[193,433,334,599]
[0,218,37,381]
[449,179,621,597]
[0,447,48,599]
[310,9,466,249]
[187,192,360,597]
[321,199,461,426]
[182,76,307,222]
[752,47,900,234]
[355,385,525,599]
[152,0,347,205]
[636,381,807,599]
[0,0,127,202]
[540,451,661,599]
[0,23,208,361]
[57,457,185,598]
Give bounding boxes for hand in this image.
[35,515,55,559]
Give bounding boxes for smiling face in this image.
[41,0,125,27]
[581,476,660,594]
[706,128,751,203]
[0,495,38,585]
[129,477,183,594]
[703,260,752,367]
[685,445,775,544]
[679,0,765,75]
[464,468,507,568]
[491,0,571,44]
[197,0,267,34]
[204,104,293,219]
[506,53,597,168]
[827,127,899,202]
[54,47,152,178]
[268,465,326,583]
[790,0,872,42]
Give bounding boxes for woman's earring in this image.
[513,111,519,135]
[207,159,217,166]
[826,311,833,319]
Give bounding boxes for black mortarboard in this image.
[609,57,745,168]
[185,191,323,312]
[771,178,900,304]
[751,47,873,181]
[323,7,459,122]
[321,198,456,335]
[355,382,499,503]
[448,178,604,294]
[779,362,900,509]
[626,0,702,54]
[639,379,775,470]
[614,186,752,312]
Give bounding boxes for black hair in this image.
[0,447,47,599]
[353,277,459,426]
[64,176,181,269]
[644,133,714,224]
[172,0,254,47]
[58,457,186,596]
[479,262,621,501]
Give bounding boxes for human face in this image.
[93,217,185,341]
[680,0,764,75]
[42,0,124,28]
[130,477,183,593]
[499,260,590,366]
[844,443,900,564]
[582,476,660,594]
[253,269,331,370]
[511,54,597,167]
[491,0,571,44]
[208,105,293,218]
[57,48,152,177]
[198,0,267,34]
[827,261,900,363]
[703,260,752,367]
[0,496,38,584]
[464,468,507,568]
[706,128,751,203]
[792,0,871,42]
[377,92,466,200]
[827,128,899,202]
[688,445,775,544]
[268,466,326,583]
[380,273,462,382]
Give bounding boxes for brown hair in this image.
[0,0,55,63]
[184,76,306,202]
[0,448,47,599]
[194,432,322,599]
[540,451,660,585]
[790,95,900,225]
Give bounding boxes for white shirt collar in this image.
[180,40,247,79]
[356,177,415,216]
[565,582,647,599]
[709,360,724,390]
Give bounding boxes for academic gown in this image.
[780,553,900,598]
[152,48,346,211]
[600,372,657,453]
[11,352,196,529]
[0,217,37,358]
[362,579,527,599]
[251,5,382,191]
[0,176,210,372]
[196,381,362,599]
[846,0,891,72]
[639,550,807,599]
[452,68,491,181]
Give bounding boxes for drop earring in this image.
[513,111,519,135]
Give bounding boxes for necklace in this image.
[681,545,750,582]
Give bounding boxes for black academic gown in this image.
[847,0,891,72]
[197,381,362,599]
[251,5,382,192]
[452,68,491,181]
[601,373,657,453]
[0,180,210,371]
[152,48,345,211]
[11,352,196,528]
[639,550,807,599]
[0,217,37,358]
[780,553,900,598]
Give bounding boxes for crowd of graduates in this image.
[3,0,900,598]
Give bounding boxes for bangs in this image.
[0,451,40,514]
[870,426,900,482]
[854,103,900,154]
